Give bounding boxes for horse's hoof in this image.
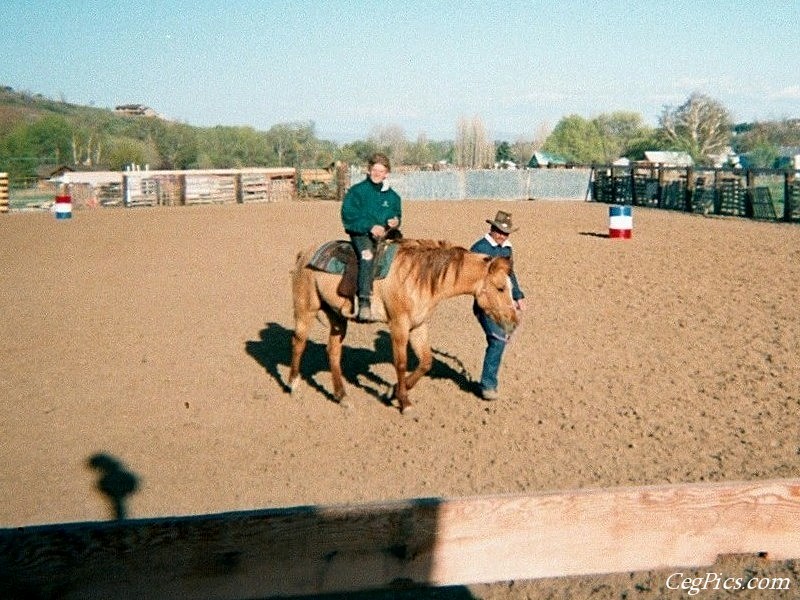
[337,395,352,410]
[399,405,418,420]
[382,385,398,407]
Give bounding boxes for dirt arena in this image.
[1,199,799,598]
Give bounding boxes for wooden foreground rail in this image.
[2,478,799,598]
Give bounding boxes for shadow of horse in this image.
[245,323,476,407]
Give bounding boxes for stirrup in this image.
[356,302,374,323]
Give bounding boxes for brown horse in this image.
[289,238,519,414]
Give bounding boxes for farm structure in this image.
[297,161,350,200]
[58,167,297,208]
[5,162,800,220]
[592,165,800,223]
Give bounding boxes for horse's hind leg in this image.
[323,308,348,403]
[288,308,314,394]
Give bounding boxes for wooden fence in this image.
[592,166,800,222]
[298,162,350,201]
[59,168,297,209]
[2,478,799,598]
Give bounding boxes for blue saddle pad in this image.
[307,240,398,279]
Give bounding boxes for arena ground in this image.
[1,199,799,598]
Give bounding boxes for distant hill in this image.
[0,85,335,178]
[0,86,131,133]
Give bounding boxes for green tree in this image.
[338,139,379,167]
[745,143,780,168]
[593,112,652,163]
[155,122,198,169]
[106,136,160,171]
[623,129,664,161]
[730,119,800,168]
[404,133,437,167]
[197,126,271,168]
[0,114,72,178]
[495,141,514,165]
[542,115,604,164]
[264,121,322,167]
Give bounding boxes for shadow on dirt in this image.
[1,493,479,600]
[86,452,140,521]
[281,586,477,599]
[245,323,477,407]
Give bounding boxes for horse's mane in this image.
[394,238,470,294]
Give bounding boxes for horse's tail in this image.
[291,246,321,318]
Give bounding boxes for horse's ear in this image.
[487,256,511,274]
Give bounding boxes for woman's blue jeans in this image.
[477,310,509,392]
[348,234,375,301]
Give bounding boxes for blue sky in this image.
[2,1,799,142]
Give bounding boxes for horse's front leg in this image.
[390,321,412,414]
[405,323,432,391]
[325,310,348,403]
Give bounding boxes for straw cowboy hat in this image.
[486,210,519,234]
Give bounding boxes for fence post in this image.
[785,171,794,222]
[744,169,755,218]
[335,161,349,202]
[178,174,187,206]
[685,166,694,213]
[234,173,243,204]
[610,166,617,204]
[0,172,8,213]
[121,174,129,207]
[656,166,665,208]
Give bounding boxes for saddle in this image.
[307,239,399,299]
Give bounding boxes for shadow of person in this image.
[87,453,140,521]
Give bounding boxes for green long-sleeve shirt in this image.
[341,177,402,235]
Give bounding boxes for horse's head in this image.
[475,256,519,334]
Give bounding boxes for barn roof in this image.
[643,151,693,167]
[527,151,568,168]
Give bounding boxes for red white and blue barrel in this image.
[54,195,72,219]
[608,204,632,238]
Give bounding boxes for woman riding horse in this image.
[290,238,519,415]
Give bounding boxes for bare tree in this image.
[71,130,104,167]
[369,125,408,165]
[659,92,732,164]
[511,121,551,167]
[454,115,494,168]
